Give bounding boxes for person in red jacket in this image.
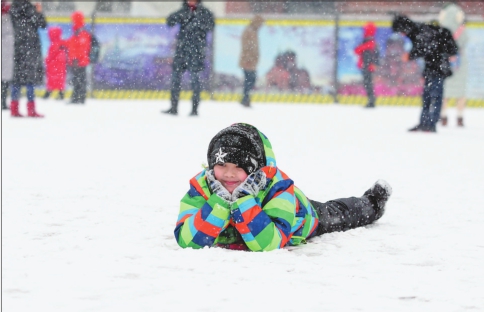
[67,11,90,104]
[354,22,379,108]
[43,26,67,100]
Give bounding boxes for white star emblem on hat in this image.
[215,148,227,163]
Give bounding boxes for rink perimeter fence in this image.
[40,17,484,107]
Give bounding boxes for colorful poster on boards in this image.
[40,22,213,91]
[338,26,424,97]
[466,27,484,99]
[38,18,484,100]
[213,22,335,94]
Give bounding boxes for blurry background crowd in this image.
[1,1,484,107]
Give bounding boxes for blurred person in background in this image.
[163,0,215,116]
[438,2,469,127]
[239,15,264,108]
[43,26,67,100]
[1,0,14,110]
[392,15,457,133]
[67,11,91,104]
[9,0,46,117]
[354,22,379,108]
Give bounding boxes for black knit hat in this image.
[207,123,266,175]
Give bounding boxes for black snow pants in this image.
[363,69,375,106]
[70,66,87,104]
[310,195,383,236]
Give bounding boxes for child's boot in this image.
[10,100,23,117]
[363,180,392,219]
[457,117,464,127]
[27,101,44,118]
[440,116,448,126]
[42,91,51,99]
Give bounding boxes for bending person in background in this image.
[354,22,379,108]
[67,11,91,104]
[9,0,46,117]
[239,15,264,108]
[163,0,214,116]
[392,15,458,133]
[439,2,469,127]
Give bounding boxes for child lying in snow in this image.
[174,123,392,251]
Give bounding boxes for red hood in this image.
[48,27,62,42]
[71,11,85,31]
[363,22,377,38]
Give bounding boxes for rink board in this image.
[42,17,484,106]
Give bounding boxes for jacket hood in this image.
[48,26,62,42]
[1,1,10,15]
[71,11,85,30]
[183,0,201,7]
[392,14,417,35]
[363,22,377,37]
[439,3,465,33]
[9,0,33,17]
[238,123,276,168]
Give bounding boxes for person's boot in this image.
[10,100,23,117]
[27,101,44,118]
[363,180,392,219]
[457,117,464,127]
[42,91,51,99]
[189,101,199,116]
[57,91,64,100]
[241,96,251,108]
[364,102,375,108]
[408,124,422,132]
[440,116,448,126]
[163,100,178,115]
[162,107,178,115]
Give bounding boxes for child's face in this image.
[213,163,248,194]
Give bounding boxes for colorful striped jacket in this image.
[174,128,320,251]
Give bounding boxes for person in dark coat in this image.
[392,14,458,133]
[354,22,379,108]
[163,0,215,116]
[9,0,46,117]
[1,0,14,110]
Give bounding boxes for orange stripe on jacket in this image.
[193,211,220,237]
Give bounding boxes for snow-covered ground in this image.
[2,99,484,311]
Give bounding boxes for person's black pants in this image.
[419,75,444,131]
[1,80,9,109]
[242,70,257,104]
[170,66,201,113]
[310,195,382,236]
[71,66,87,104]
[363,69,375,106]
